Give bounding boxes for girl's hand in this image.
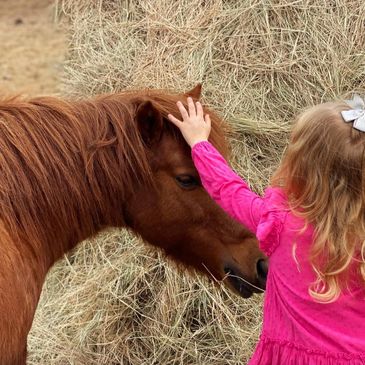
[168,97,211,147]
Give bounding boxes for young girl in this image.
[168,97,365,364]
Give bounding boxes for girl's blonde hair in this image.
[272,101,365,302]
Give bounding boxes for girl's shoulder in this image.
[257,187,314,255]
[256,187,290,256]
[263,187,289,210]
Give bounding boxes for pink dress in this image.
[192,141,365,365]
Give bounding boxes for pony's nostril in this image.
[256,259,268,281]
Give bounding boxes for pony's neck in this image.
[0,94,150,270]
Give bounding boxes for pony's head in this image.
[0,86,266,298]
[121,85,267,297]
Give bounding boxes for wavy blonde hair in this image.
[272,101,365,302]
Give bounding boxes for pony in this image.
[0,84,267,364]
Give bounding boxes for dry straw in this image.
[28,0,365,364]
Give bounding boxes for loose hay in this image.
[29,231,262,364]
[28,0,365,364]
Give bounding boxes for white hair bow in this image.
[341,94,365,132]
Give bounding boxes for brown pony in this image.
[0,84,267,364]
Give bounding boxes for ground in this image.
[0,0,66,95]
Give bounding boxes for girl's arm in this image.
[191,140,263,233]
[168,98,264,234]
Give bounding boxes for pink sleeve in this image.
[191,141,264,234]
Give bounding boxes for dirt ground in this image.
[0,0,66,95]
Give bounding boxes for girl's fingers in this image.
[176,101,189,120]
[187,97,196,118]
[196,101,203,119]
[168,114,182,126]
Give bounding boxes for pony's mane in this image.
[0,90,227,265]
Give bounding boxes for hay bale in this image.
[28,0,365,364]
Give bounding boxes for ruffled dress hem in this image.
[249,335,365,365]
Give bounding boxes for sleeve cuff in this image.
[191,140,213,151]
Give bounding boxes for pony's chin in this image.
[229,279,254,298]
[223,266,258,299]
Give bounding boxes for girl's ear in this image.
[185,83,202,99]
[136,100,163,146]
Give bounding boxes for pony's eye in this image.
[175,175,200,190]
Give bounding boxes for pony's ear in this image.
[185,83,202,99]
[136,100,163,146]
